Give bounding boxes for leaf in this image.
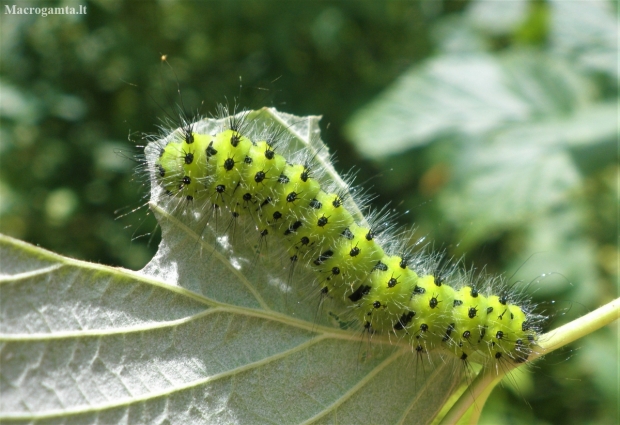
[465,0,528,36]
[0,109,465,425]
[433,68,615,257]
[549,0,619,79]
[344,47,614,271]
[344,50,596,158]
[437,134,582,249]
[344,53,533,157]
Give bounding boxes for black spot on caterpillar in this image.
[145,106,543,366]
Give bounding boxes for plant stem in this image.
[532,297,620,360]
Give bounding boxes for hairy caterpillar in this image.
[145,106,543,368]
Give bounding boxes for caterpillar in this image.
[145,105,543,368]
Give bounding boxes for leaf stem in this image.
[532,297,620,360]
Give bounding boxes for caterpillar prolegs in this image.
[147,106,541,367]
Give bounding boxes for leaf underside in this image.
[0,109,464,425]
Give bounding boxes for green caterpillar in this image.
[149,107,540,366]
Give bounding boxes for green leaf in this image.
[345,50,596,159]
[345,47,614,276]
[344,53,533,157]
[0,109,466,425]
[433,64,615,256]
[549,0,619,79]
[437,135,581,250]
[466,0,528,36]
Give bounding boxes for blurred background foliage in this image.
[0,0,617,424]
